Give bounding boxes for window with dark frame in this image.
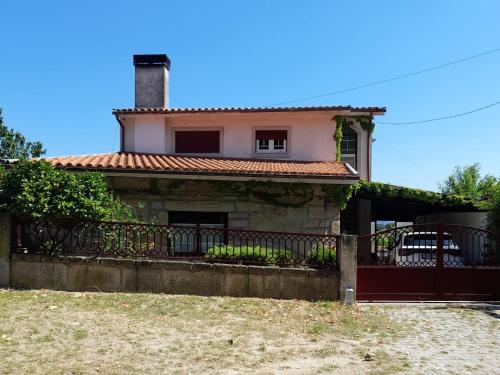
[168,211,228,254]
[340,128,357,169]
[255,130,288,153]
[174,130,220,154]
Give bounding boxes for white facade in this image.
[119,110,375,180]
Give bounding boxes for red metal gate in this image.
[357,223,500,301]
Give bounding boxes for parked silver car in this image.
[394,232,464,266]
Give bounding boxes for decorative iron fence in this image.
[357,223,498,267]
[12,218,339,268]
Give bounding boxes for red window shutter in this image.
[175,131,220,153]
[255,130,287,141]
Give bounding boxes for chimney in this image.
[133,54,171,108]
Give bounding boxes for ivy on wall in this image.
[354,180,476,207]
[213,180,357,210]
[210,180,316,208]
[332,115,375,161]
[332,115,345,162]
[140,177,481,216]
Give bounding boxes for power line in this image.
[271,47,500,106]
[376,100,500,126]
[377,136,440,186]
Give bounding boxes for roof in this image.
[112,105,386,115]
[41,153,359,181]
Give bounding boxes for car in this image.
[393,232,464,266]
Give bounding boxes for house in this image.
[44,54,386,234]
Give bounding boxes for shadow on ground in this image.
[430,303,500,319]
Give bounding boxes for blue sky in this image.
[1,0,499,191]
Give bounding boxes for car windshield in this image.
[404,234,456,247]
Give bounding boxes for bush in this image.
[0,160,137,221]
[307,247,336,268]
[206,245,291,266]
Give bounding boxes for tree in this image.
[440,163,499,204]
[0,108,46,159]
[0,160,136,221]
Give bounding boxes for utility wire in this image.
[377,136,440,186]
[376,100,500,125]
[271,47,500,106]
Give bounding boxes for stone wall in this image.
[10,254,339,301]
[107,177,341,234]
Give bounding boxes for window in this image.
[175,131,220,154]
[168,211,228,254]
[340,128,357,169]
[255,130,288,153]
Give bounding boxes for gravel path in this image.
[363,303,500,375]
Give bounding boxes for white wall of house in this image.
[120,110,373,180]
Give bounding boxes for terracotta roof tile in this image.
[43,153,358,180]
[112,106,386,115]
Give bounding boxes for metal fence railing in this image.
[12,218,339,269]
[357,223,498,268]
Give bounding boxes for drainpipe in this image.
[367,114,372,181]
[114,114,125,153]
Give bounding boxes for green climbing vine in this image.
[163,179,356,210]
[332,114,376,161]
[333,115,344,161]
[321,184,357,210]
[210,180,316,208]
[359,116,375,135]
[354,180,476,207]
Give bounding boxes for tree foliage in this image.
[440,163,499,233]
[440,163,499,204]
[0,160,137,221]
[0,109,46,159]
[490,186,500,234]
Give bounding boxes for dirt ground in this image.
[0,290,498,374]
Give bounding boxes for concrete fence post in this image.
[0,215,11,287]
[339,235,357,302]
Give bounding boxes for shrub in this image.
[307,247,336,268]
[206,245,291,266]
[0,160,137,221]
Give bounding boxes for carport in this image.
[340,182,485,235]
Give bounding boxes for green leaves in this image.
[0,109,46,159]
[354,180,475,207]
[333,115,344,162]
[0,160,136,221]
[332,115,375,162]
[439,163,499,206]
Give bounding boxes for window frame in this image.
[170,127,224,156]
[252,126,291,158]
[340,128,358,169]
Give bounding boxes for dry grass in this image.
[0,289,405,374]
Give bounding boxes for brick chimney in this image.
[133,54,171,108]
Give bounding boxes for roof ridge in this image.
[112,105,386,114]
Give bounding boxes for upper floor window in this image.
[174,130,220,154]
[255,130,287,153]
[340,128,357,169]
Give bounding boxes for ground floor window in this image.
[168,211,228,253]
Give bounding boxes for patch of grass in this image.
[73,329,88,340]
[36,335,54,343]
[0,290,407,374]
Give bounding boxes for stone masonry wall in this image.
[10,254,340,301]
[107,177,341,234]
